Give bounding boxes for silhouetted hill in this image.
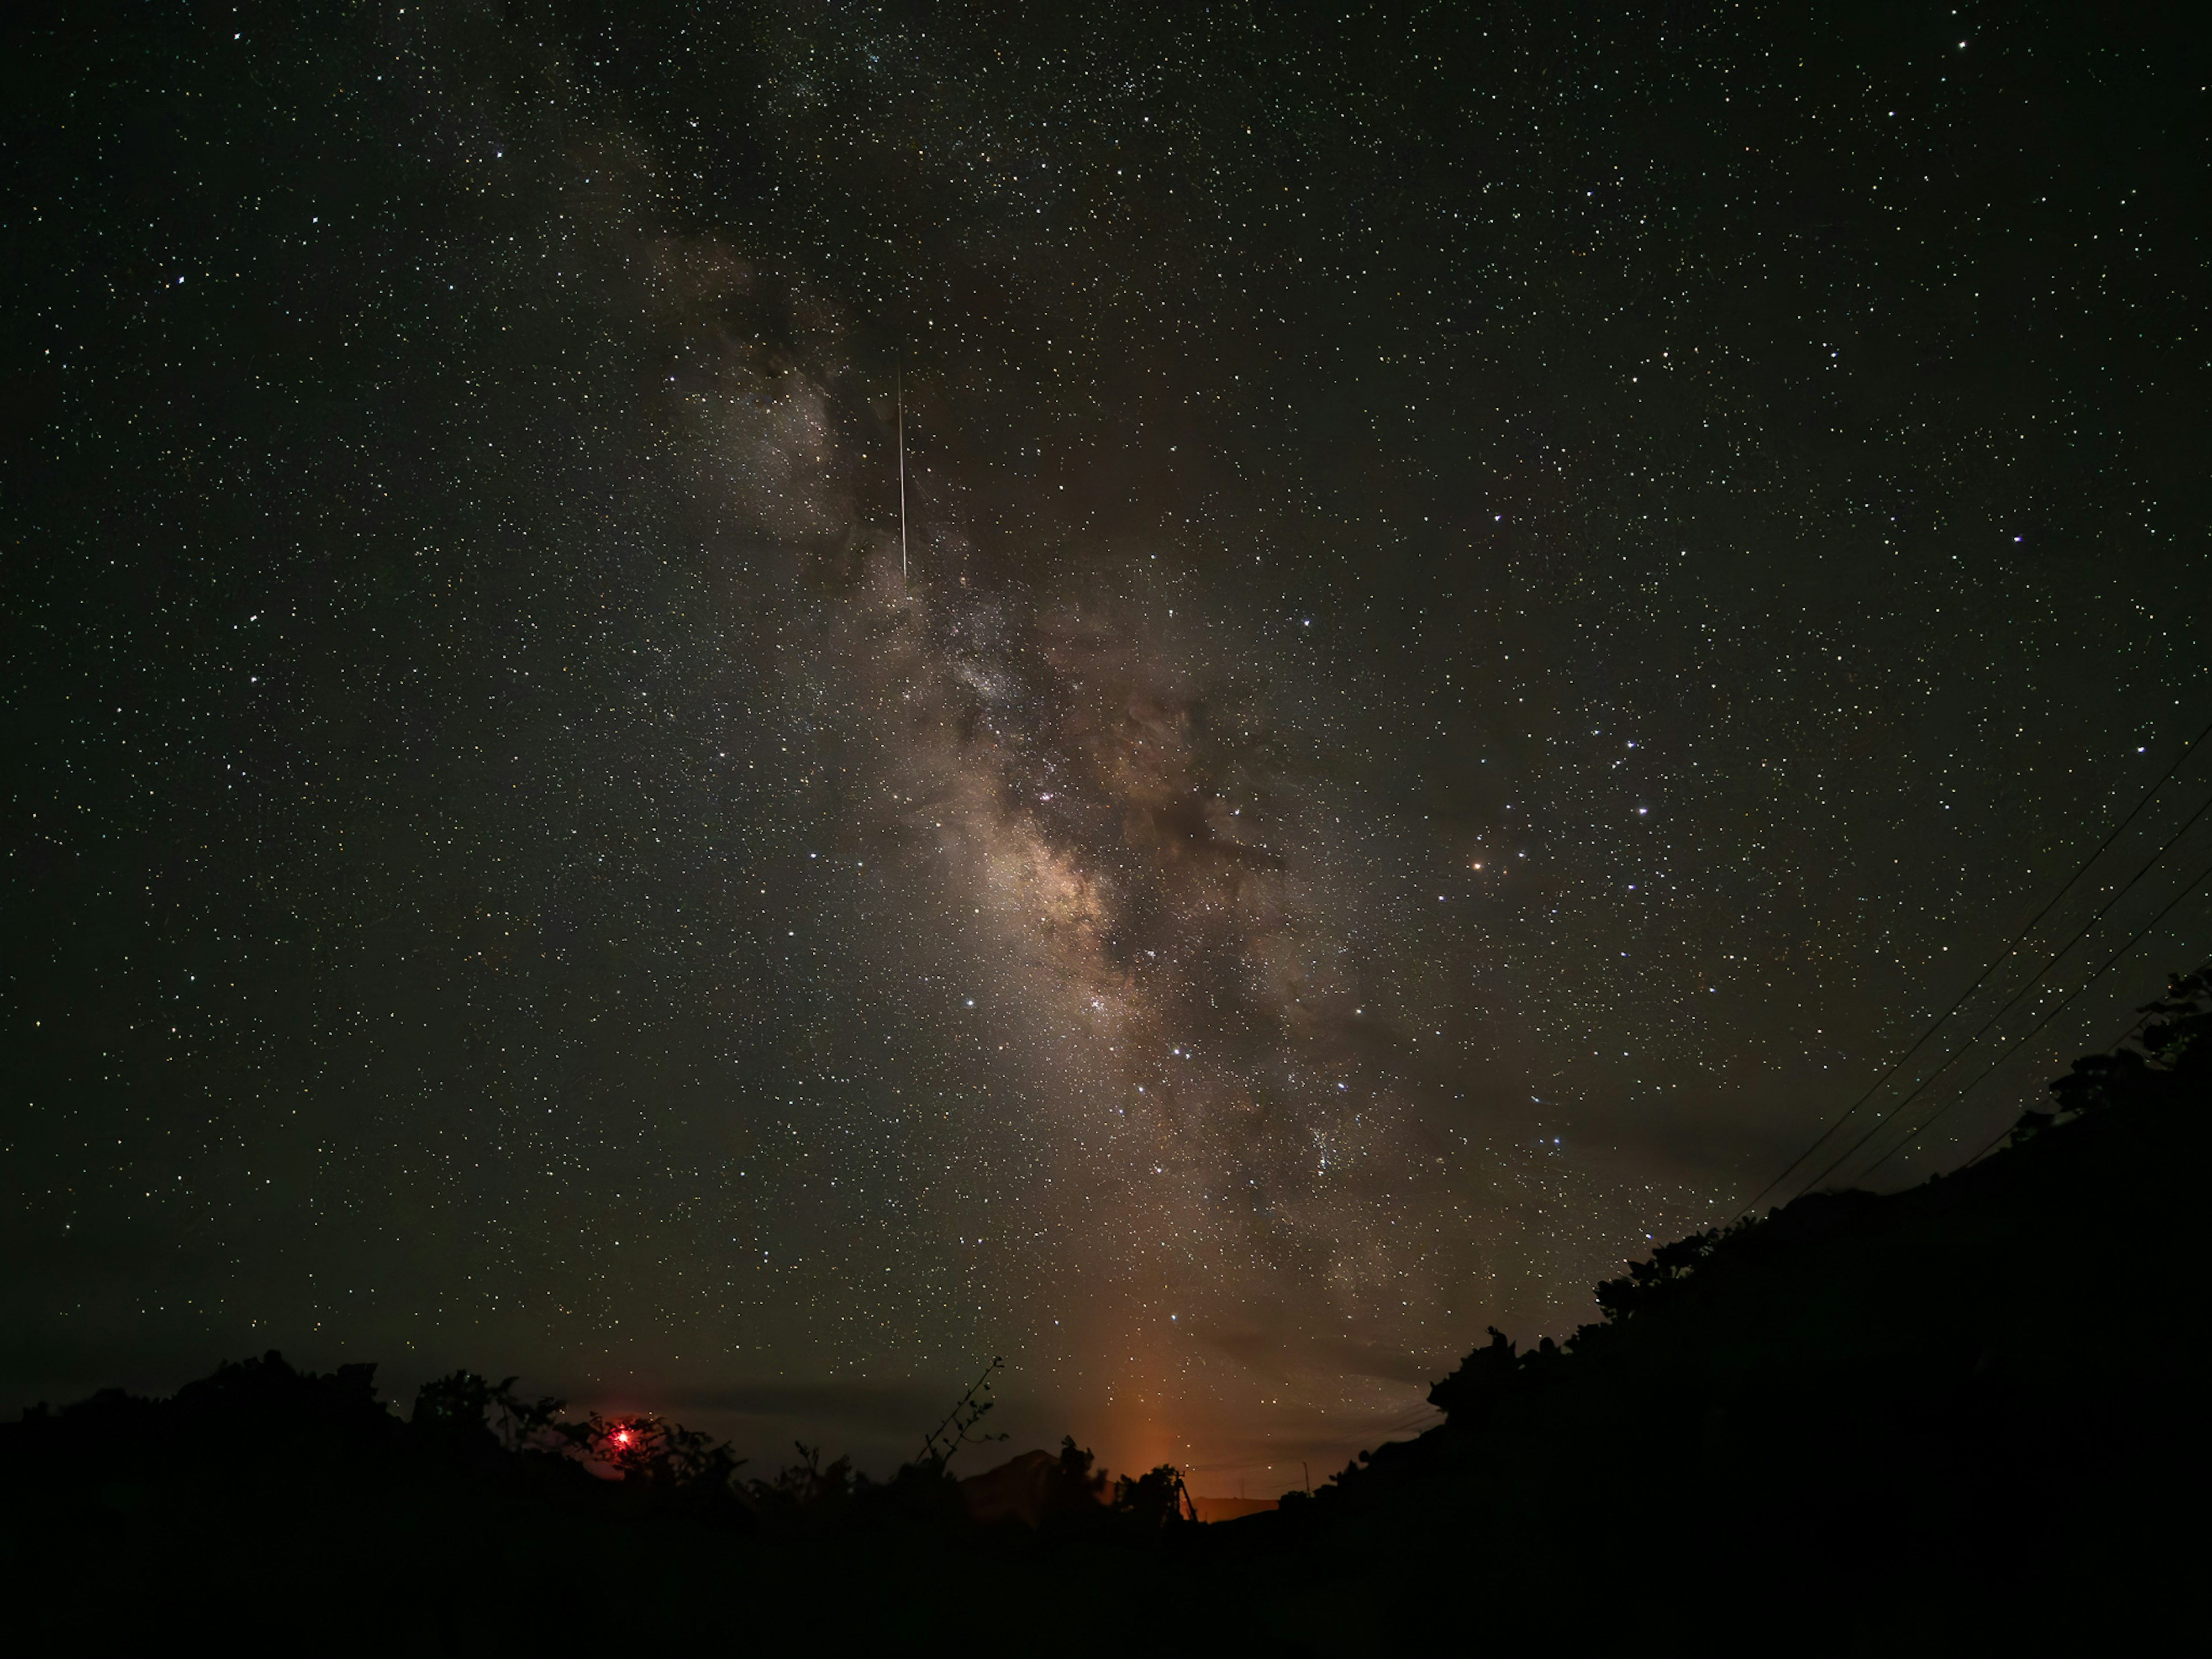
[1207,978,2210,1650]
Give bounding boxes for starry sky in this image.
[6,2,2208,1484]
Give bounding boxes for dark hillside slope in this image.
[1219,1005,2208,1651]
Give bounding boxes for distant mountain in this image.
[957,1446,1063,1527]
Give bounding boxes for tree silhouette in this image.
[2033,962,2210,1136]
[751,1440,854,1518]
[1112,1463,1193,1528]
[1043,1435,1109,1522]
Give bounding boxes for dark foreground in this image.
[6,983,2203,1653]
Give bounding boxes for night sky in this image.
[6,3,2207,1484]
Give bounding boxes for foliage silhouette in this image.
[1238,976,2206,1652]
[1043,1434,1109,1524]
[3,982,2199,1650]
[749,1440,854,1525]
[2035,962,2211,1131]
[1112,1463,1195,1528]
[915,1355,1010,1472]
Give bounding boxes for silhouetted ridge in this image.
[1226,977,2207,1649]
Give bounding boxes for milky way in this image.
[7,5,2207,1483]
[653,273,1691,1469]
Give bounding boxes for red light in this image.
[612,1429,632,1446]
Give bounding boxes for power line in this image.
[1857,871,2212,1181]
[1363,1403,1445,1442]
[1789,787,2212,1198]
[1952,1005,2165,1174]
[1733,710,2212,1218]
[1911,999,2166,1175]
[1953,950,2207,1172]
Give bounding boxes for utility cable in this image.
[1734,711,2212,1218]
[1790,787,2212,1198]
[1371,1403,1445,1438]
[1953,1007,2164,1174]
[1858,872,2212,1181]
[1955,952,2204,1172]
